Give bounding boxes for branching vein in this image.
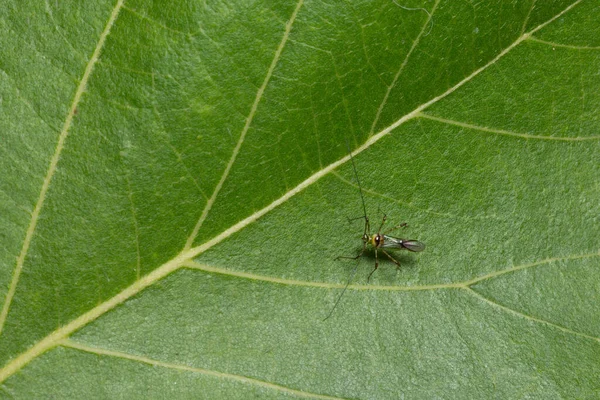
[332,171,504,221]
[0,0,125,338]
[464,287,600,343]
[183,0,305,250]
[369,0,440,135]
[0,0,587,384]
[183,251,600,292]
[61,340,345,400]
[527,35,600,50]
[419,112,600,141]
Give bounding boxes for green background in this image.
[1,0,599,398]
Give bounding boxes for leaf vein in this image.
[332,171,504,221]
[183,0,305,250]
[464,287,600,344]
[60,340,347,400]
[122,5,191,36]
[527,35,600,50]
[418,112,600,141]
[185,251,600,292]
[0,1,586,383]
[0,0,126,338]
[369,0,440,135]
[519,0,536,36]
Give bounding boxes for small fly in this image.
[324,143,425,320]
[338,214,426,281]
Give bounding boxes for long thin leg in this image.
[347,215,371,237]
[335,254,362,261]
[377,214,387,233]
[335,240,366,261]
[323,260,360,321]
[381,249,401,268]
[367,248,379,281]
[384,222,408,235]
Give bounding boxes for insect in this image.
[337,214,426,280]
[324,143,425,320]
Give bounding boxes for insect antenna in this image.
[324,141,368,320]
[346,140,369,233]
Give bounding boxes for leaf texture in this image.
[1,0,599,398]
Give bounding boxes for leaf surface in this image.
[1,0,599,398]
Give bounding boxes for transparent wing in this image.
[401,240,425,252]
[382,236,425,252]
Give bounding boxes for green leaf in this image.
[1,0,599,398]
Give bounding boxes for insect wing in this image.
[381,236,425,252]
[380,235,401,249]
[401,240,425,252]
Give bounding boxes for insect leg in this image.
[323,260,360,321]
[367,248,379,281]
[383,222,408,235]
[381,249,401,269]
[334,237,367,261]
[335,253,362,261]
[377,214,387,233]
